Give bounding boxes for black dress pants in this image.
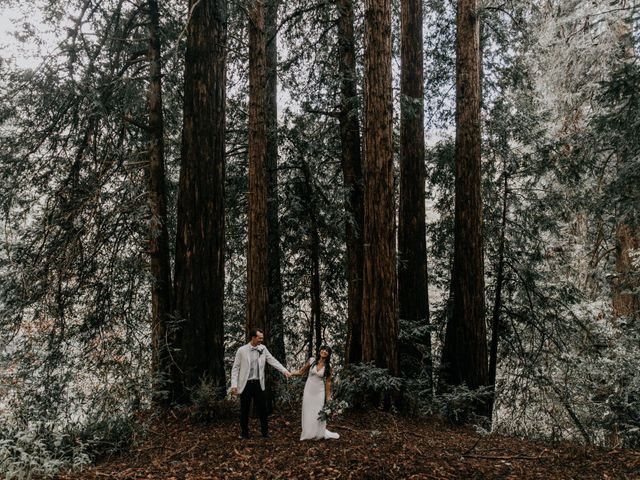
[240,379,268,437]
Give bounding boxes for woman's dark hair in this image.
[312,345,332,379]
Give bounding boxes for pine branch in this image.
[122,114,150,131]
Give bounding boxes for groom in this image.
[230,328,290,439]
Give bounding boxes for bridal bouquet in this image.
[318,399,349,422]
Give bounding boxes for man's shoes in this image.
[261,433,271,439]
[239,434,250,440]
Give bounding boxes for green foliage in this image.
[190,376,238,424]
[430,384,493,427]
[592,60,640,226]
[0,1,185,477]
[418,0,640,447]
[333,364,404,410]
[277,113,348,361]
[589,318,640,447]
[0,414,139,479]
[318,399,349,423]
[0,426,90,480]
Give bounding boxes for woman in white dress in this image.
[291,345,340,440]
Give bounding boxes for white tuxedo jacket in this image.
[231,343,289,393]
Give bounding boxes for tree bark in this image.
[264,0,285,412]
[300,161,323,356]
[336,0,365,366]
[611,2,638,319]
[307,315,314,360]
[265,0,285,361]
[173,0,227,403]
[489,163,508,417]
[440,0,489,411]
[147,0,174,406]
[361,0,398,375]
[398,0,431,384]
[247,0,269,337]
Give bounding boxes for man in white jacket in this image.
[230,328,290,439]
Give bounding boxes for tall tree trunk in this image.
[309,196,322,357]
[398,0,431,385]
[362,0,398,375]
[147,0,174,405]
[301,161,323,356]
[264,0,285,411]
[312,222,322,355]
[612,2,638,319]
[173,0,227,402]
[265,0,285,361]
[440,0,489,413]
[489,162,508,417]
[307,316,314,360]
[605,4,637,445]
[336,0,365,366]
[247,0,269,336]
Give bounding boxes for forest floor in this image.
[56,408,640,479]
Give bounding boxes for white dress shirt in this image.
[248,347,260,380]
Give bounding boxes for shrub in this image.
[428,383,493,428]
[332,363,404,410]
[0,414,139,479]
[190,376,238,423]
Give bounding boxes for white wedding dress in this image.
[300,358,340,440]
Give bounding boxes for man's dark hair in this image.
[249,328,264,339]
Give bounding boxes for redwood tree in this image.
[147,0,174,404]
[173,0,227,402]
[336,0,365,366]
[440,0,489,409]
[611,10,638,319]
[489,160,508,415]
[398,0,431,383]
[246,0,269,336]
[361,0,398,375]
[264,0,286,410]
[265,0,285,360]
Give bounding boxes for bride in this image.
[291,345,340,440]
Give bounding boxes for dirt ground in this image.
[55,408,640,479]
